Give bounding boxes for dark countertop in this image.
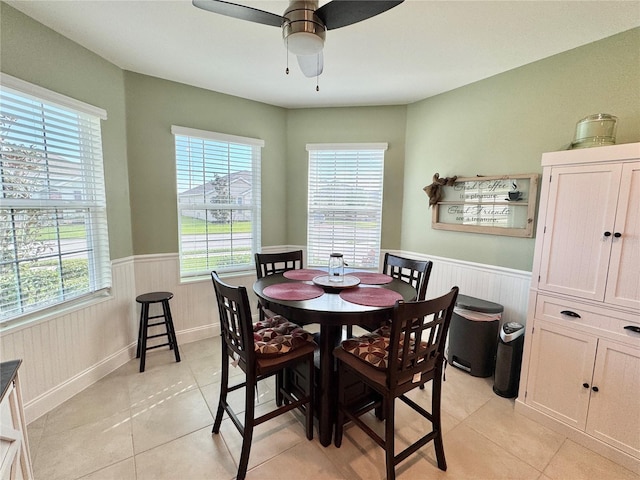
[1,359,22,402]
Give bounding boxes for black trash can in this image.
[447,294,502,378]
[493,322,525,398]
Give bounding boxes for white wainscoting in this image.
[0,249,530,423]
[283,246,532,325]
[410,251,532,326]
[0,258,137,423]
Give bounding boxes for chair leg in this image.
[237,377,256,480]
[384,396,396,480]
[334,362,345,447]
[306,355,314,440]
[275,371,284,406]
[375,397,385,420]
[432,375,447,471]
[212,350,229,434]
[345,325,353,339]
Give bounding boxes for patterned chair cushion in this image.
[341,325,420,370]
[341,332,391,369]
[253,319,316,357]
[253,315,299,332]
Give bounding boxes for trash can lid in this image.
[455,294,504,314]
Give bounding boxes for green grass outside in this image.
[180,217,252,234]
[38,225,87,240]
[181,249,252,272]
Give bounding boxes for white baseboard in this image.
[23,344,136,423]
[24,325,220,423]
[176,324,220,343]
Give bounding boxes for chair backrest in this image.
[387,287,459,390]
[255,250,303,279]
[383,253,433,300]
[211,271,255,373]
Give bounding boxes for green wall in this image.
[402,28,640,271]
[123,72,287,254]
[285,106,407,249]
[0,3,134,259]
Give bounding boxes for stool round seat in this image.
[136,291,180,372]
[136,291,174,304]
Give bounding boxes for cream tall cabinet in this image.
[516,143,640,473]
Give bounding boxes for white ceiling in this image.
[7,0,640,109]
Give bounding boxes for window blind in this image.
[306,143,386,269]
[173,126,262,277]
[0,76,110,323]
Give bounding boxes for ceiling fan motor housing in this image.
[282,0,326,56]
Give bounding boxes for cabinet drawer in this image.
[534,294,640,346]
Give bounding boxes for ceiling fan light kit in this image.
[193,0,404,79]
[283,1,326,56]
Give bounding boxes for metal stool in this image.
[136,291,181,372]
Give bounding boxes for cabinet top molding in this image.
[542,142,640,167]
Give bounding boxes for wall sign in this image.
[432,173,539,237]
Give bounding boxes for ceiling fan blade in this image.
[192,0,284,27]
[297,52,324,78]
[316,0,404,30]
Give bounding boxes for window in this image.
[307,143,386,269]
[173,126,262,278]
[0,74,110,324]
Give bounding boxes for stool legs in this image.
[137,298,180,373]
[162,299,181,363]
[136,302,146,359]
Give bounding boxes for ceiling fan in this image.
[192,0,404,78]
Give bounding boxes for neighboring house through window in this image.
[306,143,386,270]
[0,73,110,325]
[173,126,262,278]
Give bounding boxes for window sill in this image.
[179,269,256,285]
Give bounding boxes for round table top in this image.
[253,273,416,326]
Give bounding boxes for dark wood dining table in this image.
[253,272,417,446]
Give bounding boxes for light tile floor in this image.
[27,336,640,480]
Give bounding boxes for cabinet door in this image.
[605,161,640,309]
[538,164,621,300]
[526,320,597,430]
[586,339,640,459]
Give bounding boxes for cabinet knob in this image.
[583,383,589,389]
[614,232,622,238]
[560,310,581,319]
[603,231,612,237]
[592,386,599,392]
[624,325,640,334]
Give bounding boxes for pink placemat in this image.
[283,269,326,281]
[263,283,324,301]
[351,272,393,285]
[339,286,403,307]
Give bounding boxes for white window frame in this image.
[306,143,387,270]
[172,126,263,278]
[0,73,110,326]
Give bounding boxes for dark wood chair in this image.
[255,250,303,278]
[254,250,307,405]
[210,272,315,480]
[383,253,433,301]
[255,250,303,320]
[346,253,433,338]
[334,287,459,480]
